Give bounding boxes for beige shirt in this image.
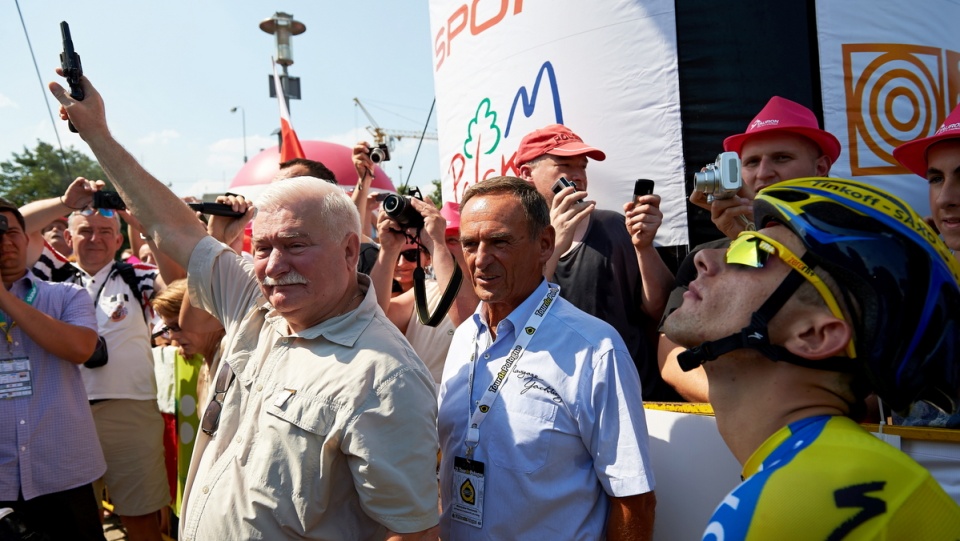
[180,237,439,540]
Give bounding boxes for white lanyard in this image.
[464,286,559,457]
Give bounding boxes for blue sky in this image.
[2,1,440,198]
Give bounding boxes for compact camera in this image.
[92,190,127,210]
[693,152,742,201]
[551,176,577,195]
[383,188,425,230]
[369,143,391,164]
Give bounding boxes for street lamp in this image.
[230,106,248,163]
[260,12,305,113]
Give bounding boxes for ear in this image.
[518,163,534,181]
[780,310,853,360]
[538,224,556,267]
[64,228,75,248]
[814,155,831,177]
[342,232,360,271]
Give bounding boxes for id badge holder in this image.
[451,456,485,528]
[0,357,33,399]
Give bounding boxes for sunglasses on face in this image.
[726,231,857,359]
[78,208,117,218]
[151,323,181,341]
[398,248,427,263]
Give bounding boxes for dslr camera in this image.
[382,187,424,230]
[693,152,742,201]
[369,143,391,164]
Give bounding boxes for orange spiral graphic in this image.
[843,44,946,175]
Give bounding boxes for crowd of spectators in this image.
[0,66,957,540]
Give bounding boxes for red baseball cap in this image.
[440,200,460,237]
[723,96,841,165]
[893,103,960,177]
[515,124,606,165]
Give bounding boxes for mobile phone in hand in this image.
[633,179,655,203]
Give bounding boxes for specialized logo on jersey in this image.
[843,43,960,175]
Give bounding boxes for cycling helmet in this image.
[753,177,960,413]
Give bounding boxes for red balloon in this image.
[229,140,396,193]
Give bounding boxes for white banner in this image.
[817,0,960,217]
[428,0,688,246]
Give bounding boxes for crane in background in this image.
[352,97,438,151]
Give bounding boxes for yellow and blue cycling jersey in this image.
[703,415,960,540]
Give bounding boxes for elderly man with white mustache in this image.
[50,72,441,541]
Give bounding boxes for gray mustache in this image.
[261,271,309,286]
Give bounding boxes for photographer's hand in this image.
[544,186,594,279]
[408,197,446,256]
[709,196,753,239]
[62,177,104,210]
[624,194,674,321]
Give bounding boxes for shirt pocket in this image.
[489,397,558,473]
[260,391,340,477]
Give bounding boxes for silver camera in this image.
[693,151,742,201]
[369,143,391,164]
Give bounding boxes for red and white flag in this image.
[272,58,305,162]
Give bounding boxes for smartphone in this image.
[92,190,127,210]
[633,179,655,203]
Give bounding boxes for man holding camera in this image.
[0,198,108,540]
[662,178,960,537]
[437,176,656,540]
[659,97,840,402]
[516,124,675,401]
[21,177,172,541]
[50,72,441,540]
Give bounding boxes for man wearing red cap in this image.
[660,97,841,402]
[515,124,676,401]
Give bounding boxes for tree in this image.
[0,140,107,206]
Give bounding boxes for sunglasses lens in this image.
[726,236,765,268]
[399,249,418,262]
[79,208,116,218]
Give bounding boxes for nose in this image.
[264,247,288,278]
[935,176,960,209]
[693,246,725,278]
[754,156,777,183]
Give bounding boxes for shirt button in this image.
[20,446,26,451]
[484,353,490,359]
[256,384,263,391]
[235,435,242,443]
[19,420,25,425]
[202,486,209,494]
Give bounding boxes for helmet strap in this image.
[678,270,856,373]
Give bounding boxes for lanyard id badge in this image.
[0,357,33,398]
[452,286,559,528]
[451,456,485,528]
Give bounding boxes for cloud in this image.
[137,129,180,146]
[0,94,17,109]
[206,134,276,170]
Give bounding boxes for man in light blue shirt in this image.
[438,176,656,540]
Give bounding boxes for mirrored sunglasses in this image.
[726,231,857,359]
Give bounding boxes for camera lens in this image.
[383,194,425,229]
[370,148,386,164]
[693,168,718,194]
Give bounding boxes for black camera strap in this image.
[412,239,463,327]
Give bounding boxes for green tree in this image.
[0,140,107,206]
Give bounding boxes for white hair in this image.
[256,176,360,243]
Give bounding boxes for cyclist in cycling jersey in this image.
[663,178,960,539]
